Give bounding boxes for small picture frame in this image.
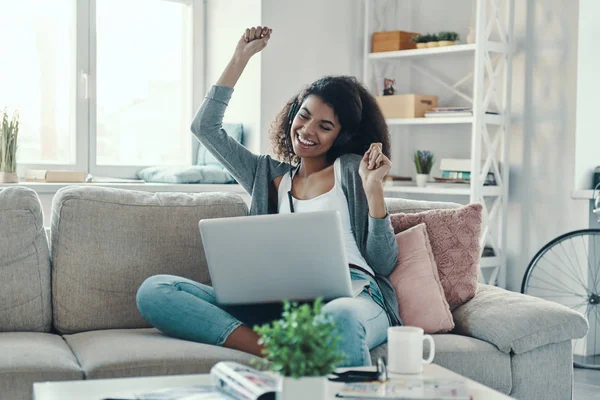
[383,78,396,95]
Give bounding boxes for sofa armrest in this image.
[451,284,588,354]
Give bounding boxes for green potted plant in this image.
[413,150,435,187]
[253,298,345,400]
[0,109,19,183]
[411,34,429,49]
[427,33,439,48]
[438,31,460,47]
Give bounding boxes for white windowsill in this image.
[0,182,247,195]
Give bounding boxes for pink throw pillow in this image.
[390,204,482,310]
[389,224,454,333]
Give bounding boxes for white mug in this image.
[387,326,435,374]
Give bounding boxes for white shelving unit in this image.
[364,0,515,288]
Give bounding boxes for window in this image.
[0,0,77,165]
[95,0,192,168]
[0,0,200,178]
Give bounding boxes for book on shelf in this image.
[424,107,500,118]
[439,158,503,173]
[130,361,279,400]
[24,170,86,183]
[336,377,470,399]
[441,171,496,185]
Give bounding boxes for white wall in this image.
[506,0,586,291]
[574,0,600,190]
[204,0,262,153]
[259,0,364,154]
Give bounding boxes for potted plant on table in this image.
[253,298,345,400]
[413,150,435,187]
[0,109,20,183]
[438,31,460,47]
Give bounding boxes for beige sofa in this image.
[0,186,588,400]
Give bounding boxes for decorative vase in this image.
[416,174,429,187]
[426,41,439,48]
[277,376,326,400]
[0,172,19,183]
[466,27,476,44]
[438,40,455,47]
[416,43,427,49]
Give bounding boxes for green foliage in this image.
[413,150,435,174]
[438,31,460,41]
[413,33,434,43]
[253,298,345,378]
[0,109,19,173]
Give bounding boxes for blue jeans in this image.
[136,271,389,367]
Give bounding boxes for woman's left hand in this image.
[359,143,391,193]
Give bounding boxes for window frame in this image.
[15,0,205,179]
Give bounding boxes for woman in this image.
[136,26,401,367]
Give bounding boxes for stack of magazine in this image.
[126,362,470,400]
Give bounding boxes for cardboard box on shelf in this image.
[376,94,438,119]
[371,30,420,53]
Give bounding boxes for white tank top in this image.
[277,158,375,275]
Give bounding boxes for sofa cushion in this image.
[51,187,248,334]
[63,328,256,379]
[370,334,512,394]
[0,187,51,332]
[389,224,453,333]
[0,332,83,400]
[390,204,483,310]
[452,284,589,354]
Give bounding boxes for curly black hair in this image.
[269,76,391,165]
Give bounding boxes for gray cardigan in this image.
[191,85,402,326]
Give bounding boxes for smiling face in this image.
[290,95,342,161]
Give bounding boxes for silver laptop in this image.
[198,210,366,305]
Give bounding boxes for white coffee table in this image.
[33,363,514,400]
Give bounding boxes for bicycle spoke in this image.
[528,274,588,298]
[583,234,600,294]
[534,260,587,293]
[580,235,599,294]
[594,235,600,292]
[539,253,585,294]
[569,299,590,310]
[534,258,589,296]
[566,239,590,291]
[548,245,590,292]
[555,241,587,287]
[527,283,587,299]
[593,307,599,358]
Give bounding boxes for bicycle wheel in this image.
[522,229,600,370]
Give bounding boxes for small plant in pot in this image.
[411,34,429,49]
[0,109,20,183]
[426,33,439,47]
[438,31,460,47]
[253,298,345,400]
[413,150,435,187]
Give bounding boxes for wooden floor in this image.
[574,367,600,400]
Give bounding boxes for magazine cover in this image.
[336,377,471,400]
[210,362,279,400]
